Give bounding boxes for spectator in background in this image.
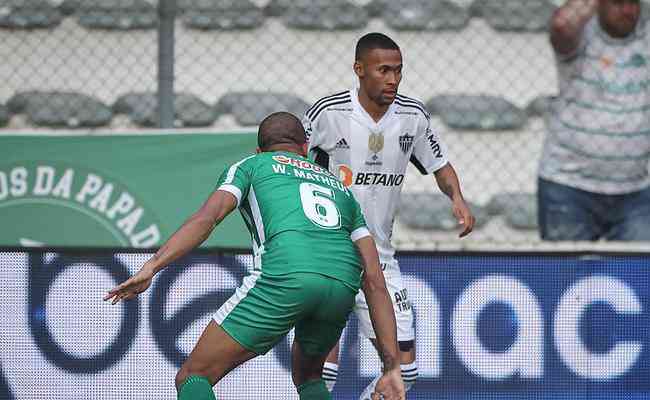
[538,0,650,240]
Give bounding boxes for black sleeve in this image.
[312,146,330,169]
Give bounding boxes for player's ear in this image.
[256,147,262,154]
[300,142,308,157]
[354,60,364,78]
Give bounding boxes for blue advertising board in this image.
[1,250,648,399]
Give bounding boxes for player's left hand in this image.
[372,367,405,400]
[452,199,475,238]
[103,264,155,305]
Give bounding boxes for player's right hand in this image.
[103,265,155,305]
[372,368,405,400]
[452,198,475,238]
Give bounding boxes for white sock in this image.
[358,375,381,400]
[400,361,418,392]
[322,362,338,392]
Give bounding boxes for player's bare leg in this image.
[359,339,416,400]
[175,319,257,399]
[322,341,340,391]
[292,339,333,400]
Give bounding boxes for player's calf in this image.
[397,340,418,392]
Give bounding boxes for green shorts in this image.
[214,271,357,356]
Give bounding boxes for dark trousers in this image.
[537,177,650,241]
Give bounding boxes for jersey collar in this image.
[350,87,397,133]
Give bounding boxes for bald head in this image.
[257,112,307,152]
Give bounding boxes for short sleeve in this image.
[349,196,370,241]
[304,109,333,168]
[215,155,256,206]
[302,111,318,146]
[410,117,449,175]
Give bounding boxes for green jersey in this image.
[216,151,369,290]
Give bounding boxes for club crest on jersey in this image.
[399,133,414,154]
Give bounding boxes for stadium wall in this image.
[1,249,648,400]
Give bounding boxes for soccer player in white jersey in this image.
[303,33,475,399]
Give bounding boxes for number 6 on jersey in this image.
[299,182,341,229]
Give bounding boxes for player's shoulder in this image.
[393,93,430,121]
[304,89,353,122]
[219,154,257,182]
[230,153,258,170]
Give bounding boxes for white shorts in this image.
[354,258,414,342]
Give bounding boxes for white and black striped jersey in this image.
[303,88,449,264]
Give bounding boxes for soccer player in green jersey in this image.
[104,112,405,400]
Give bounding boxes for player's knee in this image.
[322,362,339,392]
[400,362,418,392]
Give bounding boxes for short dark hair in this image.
[355,32,400,61]
[257,111,306,151]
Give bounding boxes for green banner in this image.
[0,133,258,249]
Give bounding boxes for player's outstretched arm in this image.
[355,236,405,400]
[433,163,475,238]
[103,190,237,305]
